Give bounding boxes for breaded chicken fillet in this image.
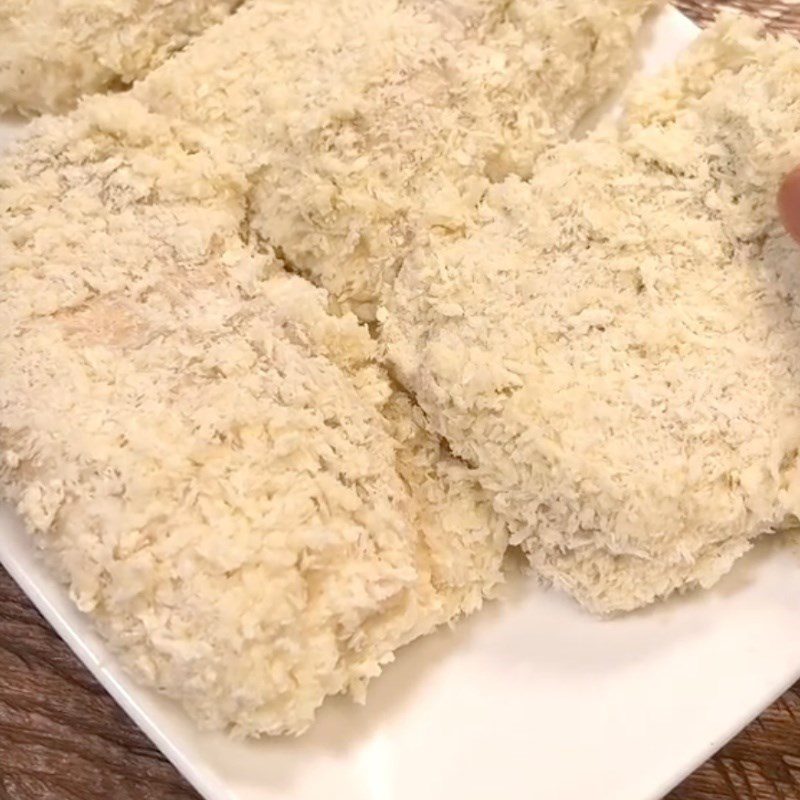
[0,0,241,115]
[135,0,655,318]
[0,97,506,735]
[384,16,800,613]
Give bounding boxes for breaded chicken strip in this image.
[384,16,800,613]
[0,97,505,735]
[134,0,655,318]
[0,0,241,115]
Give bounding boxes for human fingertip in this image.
[778,166,800,245]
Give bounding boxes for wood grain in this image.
[675,0,800,38]
[0,567,199,800]
[3,2,800,800]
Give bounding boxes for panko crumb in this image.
[0,95,506,736]
[0,0,242,115]
[0,0,655,734]
[134,0,655,319]
[384,15,800,613]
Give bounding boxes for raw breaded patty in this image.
[0,0,654,734]
[0,98,507,735]
[134,0,655,318]
[0,0,241,115]
[384,16,800,613]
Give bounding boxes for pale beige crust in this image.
[1,0,655,735]
[0,96,506,736]
[0,0,241,115]
[135,0,655,319]
[384,16,800,613]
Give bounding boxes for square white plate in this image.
[3,7,800,800]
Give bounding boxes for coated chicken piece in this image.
[0,96,505,735]
[0,0,241,115]
[384,15,800,613]
[0,0,656,735]
[134,0,655,318]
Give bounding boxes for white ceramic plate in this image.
[3,7,800,800]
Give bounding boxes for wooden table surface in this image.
[2,2,800,799]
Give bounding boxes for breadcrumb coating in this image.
[0,96,507,735]
[0,0,241,115]
[384,15,800,613]
[135,0,655,318]
[3,0,714,737]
